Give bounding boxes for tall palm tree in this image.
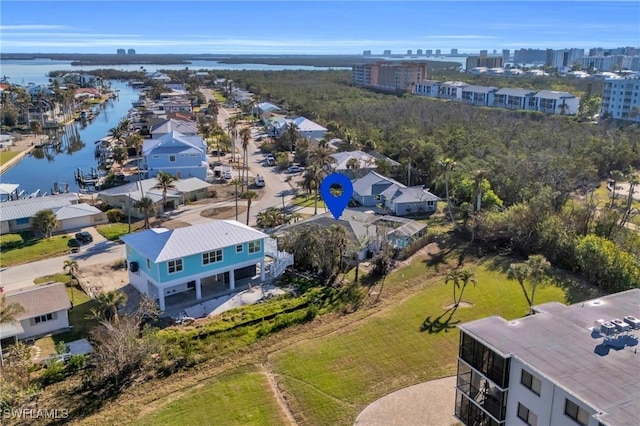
[310,145,335,172]
[108,126,125,144]
[239,127,252,191]
[439,158,457,223]
[241,190,259,225]
[153,171,178,209]
[0,295,25,367]
[230,178,243,221]
[445,269,477,307]
[95,290,127,324]
[207,99,219,123]
[401,140,421,186]
[63,259,79,303]
[507,255,550,314]
[472,169,488,212]
[285,123,299,153]
[300,165,323,215]
[227,115,239,162]
[135,197,156,229]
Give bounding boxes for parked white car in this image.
[255,175,265,187]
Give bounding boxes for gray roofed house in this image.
[150,118,198,138]
[0,283,71,340]
[351,171,440,216]
[456,289,640,426]
[332,151,401,176]
[461,85,498,106]
[0,194,106,234]
[98,176,212,218]
[493,87,537,110]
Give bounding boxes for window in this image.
[169,155,176,162]
[203,249,223,265]
[34,313,54,324]
[565,399,590,426]
[517,403,537,426]
[249,240,261,253]
[236,244,243,253]
[521,370,542,395]
[16,217,30,225]
[168,259,183,274]
[146,258,150,269]
[152,155,160,159]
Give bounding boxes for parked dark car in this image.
[75,231,93,243]
[68,238,80,252]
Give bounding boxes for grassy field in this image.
[0,234,74,267]
[0,151,19,166]
[292,193,326,209]
[134,365,288,426]
[132,253,571,426]
[97,223,141,241]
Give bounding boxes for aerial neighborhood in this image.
[0,28,639,426]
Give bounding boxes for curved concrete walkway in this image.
[354,376,458,426]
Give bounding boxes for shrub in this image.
[107,208,125,223]
[208,188,217,198]
[41,361,66,385]
[66,354,87,372]
[0,233,23,250]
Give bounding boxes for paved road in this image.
[201,89,298,226]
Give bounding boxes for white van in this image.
[255,175,265,187]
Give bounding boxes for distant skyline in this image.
[1,1,639,55]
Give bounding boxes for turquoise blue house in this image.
[121,221,292,310]
[141,130,208,180]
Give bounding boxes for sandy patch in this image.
[443,302,473,309]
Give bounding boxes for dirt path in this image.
[260,363,298,426]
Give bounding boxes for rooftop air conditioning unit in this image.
[611,319,630,333]
[600,322,617,337]
[623,315,640,330]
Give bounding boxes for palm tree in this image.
[310,144,335,171]
[227,115,239,162]
[0,295,25,367]
[507,254,551,314]
[30,120,43,140]
[257,207,286,229]
[112,146,128,169]
[33,209,58,238]
[472,169,488,212]
[609,170,625,208]
[153,171,178,210]
[207,99,219,123]
[230,178,243,221]
[95,290,127,324]
[300,165,323,215]
[108,126,125,144]
[135,197,156,229]
[401,140,421,186]
[445,269,477,307]
[241,190,259,225]
[285,122,299,153]
[239,127,252,191]
[63,259,79,304]
[346,157,360,170]
[439,158,457,223]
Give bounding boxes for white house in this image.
[331,151,400,174]
[0,194,106,234]
[461,85,498,106]
[456,289,640,426]
[291,117,327,140]
[0,283,71,341]
[531,90,580,115]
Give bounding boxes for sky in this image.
[0,1,638,55]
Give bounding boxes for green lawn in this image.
[134,365,288,426]
[0,234,74,267]
[269,261,569,426]
[292,193,326,209]
[97,223,141,241]
[0,151,19,166]
[128,254,575,426]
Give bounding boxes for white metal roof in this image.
[121,220,268,263]
[0,194,78,221]
[52,203,101,220]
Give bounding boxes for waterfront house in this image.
[0,283,71,341]
[0,194,107,234]
[141,131,208,180]
[150,118,198,138]
[121,221,292,310]
[352,171,439,216]
[97,177,212,217]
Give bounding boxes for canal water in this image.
[1,80,140,195]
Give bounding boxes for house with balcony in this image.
[141,130,208,180]
[413,80,441,97]
[455,289,640,426]
[438,81,468,100]
[493,88,536,110]
[121,221,293,311]
[461,85,498,106]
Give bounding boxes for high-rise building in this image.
[502,49,510,62]
[128,49,136,55]
[383,50,392,56]
[601,76,640,122]
[352,62,427,92]
[407,49,412,55]
[116,49,126,55]
[479,49,488,56]
[417,49,423,55]
[455,289,640,426]
[545,48,585,70]
[426,50,433,56]
[513,49,547,65]
[451,48,458,55]
[466,56,503,70]
[363,50,372,56]
[435,49,441,56]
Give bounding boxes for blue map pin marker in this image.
[320,173,353,220]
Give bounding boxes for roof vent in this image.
[600,322,617,337]
[624,315,640,330]
[611,319,631,333]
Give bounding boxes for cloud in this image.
[0,24,71,31]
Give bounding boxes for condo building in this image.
[600,76,640,122]
[352,62,427,92]
[455,289,640,426]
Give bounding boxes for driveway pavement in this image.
[354,376,458,426]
